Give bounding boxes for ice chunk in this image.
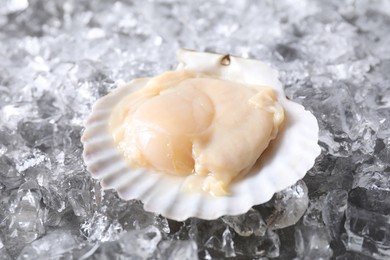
[18,120,55,149]
[354,170,390,191]
[259,180,309,230]
[0,155,24,194]
[17,230,78,260]
[374,138,390,164]
[3,181,45,257]
[81,212,123,243]
[79,226,163,259]
[13,149,50,173]
[221,227,236,258]
[157,240,198,260]
[42,207,62,227]
[0,0,29,15]
[305,155,354,196]
[295,225,333,260]
[303,196,326,227]
[353,9,390,59]
[234,229,281,258]
[222,208,267,237]
[41,186,66,213]
[0,237,12,260]
[119,226,162,258]
[100,197,169,233]
[67,189,93,218]
[322,190,348,239]
[345,188,390,259]
[335,251,375,260]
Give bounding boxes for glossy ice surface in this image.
[1,0,390,259]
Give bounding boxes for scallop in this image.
[81,49,321,221]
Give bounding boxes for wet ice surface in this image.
[0,0,389,259]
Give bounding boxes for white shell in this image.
[82,49,321,221]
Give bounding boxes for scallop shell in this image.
[81,49,321,221]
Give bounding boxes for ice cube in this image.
[234,229,281,258]
[157,240,198,260]
[222,208,267,237]
[295,225,333,260]
[322,190,348,239]
[259,180,309,230]
[67,189,93,218]
[0,237,12,260]
[119,226,162,258]
[3,181,45,257]
[17,230,78,260]
[221,227,236,258]
[80,212,123,243]
[0,0,29,15]
[345,188,390,259]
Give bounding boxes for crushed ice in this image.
[0,0,390,259]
